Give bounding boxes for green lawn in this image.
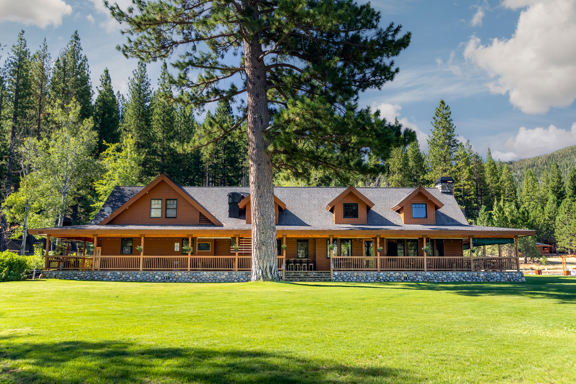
[1,278,575,384]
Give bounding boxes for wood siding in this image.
[333,193,368,225]
[109,180,203,225]
[244,202,280,224]
[397,192,436,225]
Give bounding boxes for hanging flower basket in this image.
[136,245,143,253]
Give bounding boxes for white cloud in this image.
[497,122,576,160]
[492,151,519,162]
[89,0,132,33]
[470,7,485,27]
[375,103,429,151]
[0,0,72,28]
[464,0,576,114]
[86,14,95,24]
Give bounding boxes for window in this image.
[343,203,359,218]
[277,239,283,256]
[166,199,177,218]
[150,199,162,218]
[340,239,353,256]
[364,240,374,257]
[412,203,427,219]
[396,240,405,256]
[121,238,133,254]
[296,240,309,259]
[326,239,338,258]
[407,239,419,256]
[182,238,194,254]
[197,242,211,252]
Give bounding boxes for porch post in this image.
[44,235,51,270]
[469,237,474,271]
[282,235,287,280]
[235,235,239,271]
[140,235,144,271]
[483,245,486,257]
[423,237,427,272]
[376,235,380,272]
[92,236,98,271]
[515,236,519,271]
[187,235,192,271]
[82,240,86,257]
[498,244,502,257]
[330,234,334,280]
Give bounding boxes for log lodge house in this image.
[30,175,534,281]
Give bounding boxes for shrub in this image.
[0,251,29,282]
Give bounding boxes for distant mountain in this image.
[506,145,576,185]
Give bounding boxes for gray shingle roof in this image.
[92,185,469,230]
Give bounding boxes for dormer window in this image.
[343,203,359,219]
[150,199,162,218]
[166,199,177,218]
[412,203,427,219]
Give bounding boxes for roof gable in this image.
[238,194,287,210]
[98,174,222,226]
[391,186,444,211]
[326,186,374,211]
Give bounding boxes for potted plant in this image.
[233,244,239,252]
[281,244,287,251]
[182,245,192,254]
[328,244,336,258]
[534,268,542,275]
[377,246,383,253]
[136,245,143,253]
[422,245,433,255]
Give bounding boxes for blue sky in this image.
[1,0,575,161]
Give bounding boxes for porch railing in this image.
[47,255,286,272]
[331,256,519,272]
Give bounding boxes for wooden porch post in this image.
[423,237,427,272]
[498,244,502,257]
[470,237,474,271]
[330,234,334,280]
[92,236,98,271]
[187,235,192,271]
[235,235,239,271]
[82,240,86,257]
[515,236,519,271]
[282,235,287,280]
[483,245,486,257]
[140,235,144,271]
[44,235,51,270]
[376,235,380,272]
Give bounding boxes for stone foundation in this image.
[332,271,525,283]
[42,270,251,283]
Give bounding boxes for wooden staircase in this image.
[284,271,332,282]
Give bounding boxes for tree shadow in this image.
[0,337,414,384]
[287,277,576,304]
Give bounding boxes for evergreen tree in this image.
[3,31,33,199]
[548,161,565,203]
[427,100,458,182]
[122,62,152,156]
[406,140,428,187]
[555,198,576,252]
[499,165,516,203]
[93,68,121,153]
[453,141,476,219]
[471,152,487,216]
[172,104,204,186]
[30,38,51,140]
[541,194,558,244]
[520,170,539,207]
[50,31,93,120]
[484,149,500,208]
[566,167,576,200]
[150,63,177,176]
[386,146,410,187]
[109,0,412,280]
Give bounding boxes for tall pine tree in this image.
[93,68,120,153]
[386,146,410,187]
[427,100,458,182]
[150,63,177,176]
[548,161,565,204]
[406,140,428,187]
[453,141,476,219]
[122,62,152,158]
[30,38,51,140]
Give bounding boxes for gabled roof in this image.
[98,174,222,226]
[238,194,287,210]
[391,186,444,212]
[325,186,375,211]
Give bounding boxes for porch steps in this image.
[284,271,332,282]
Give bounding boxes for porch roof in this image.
[29,224,534,238]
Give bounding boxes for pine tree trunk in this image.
[243,10,278,281]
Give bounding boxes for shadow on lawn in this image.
[289,276,576,303]
[0,337,413,384]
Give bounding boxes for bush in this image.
[0,251,29,282]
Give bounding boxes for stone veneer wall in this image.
[332,271,525,283]
[42,270,251,283]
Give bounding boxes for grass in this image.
[1,277,575,384]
